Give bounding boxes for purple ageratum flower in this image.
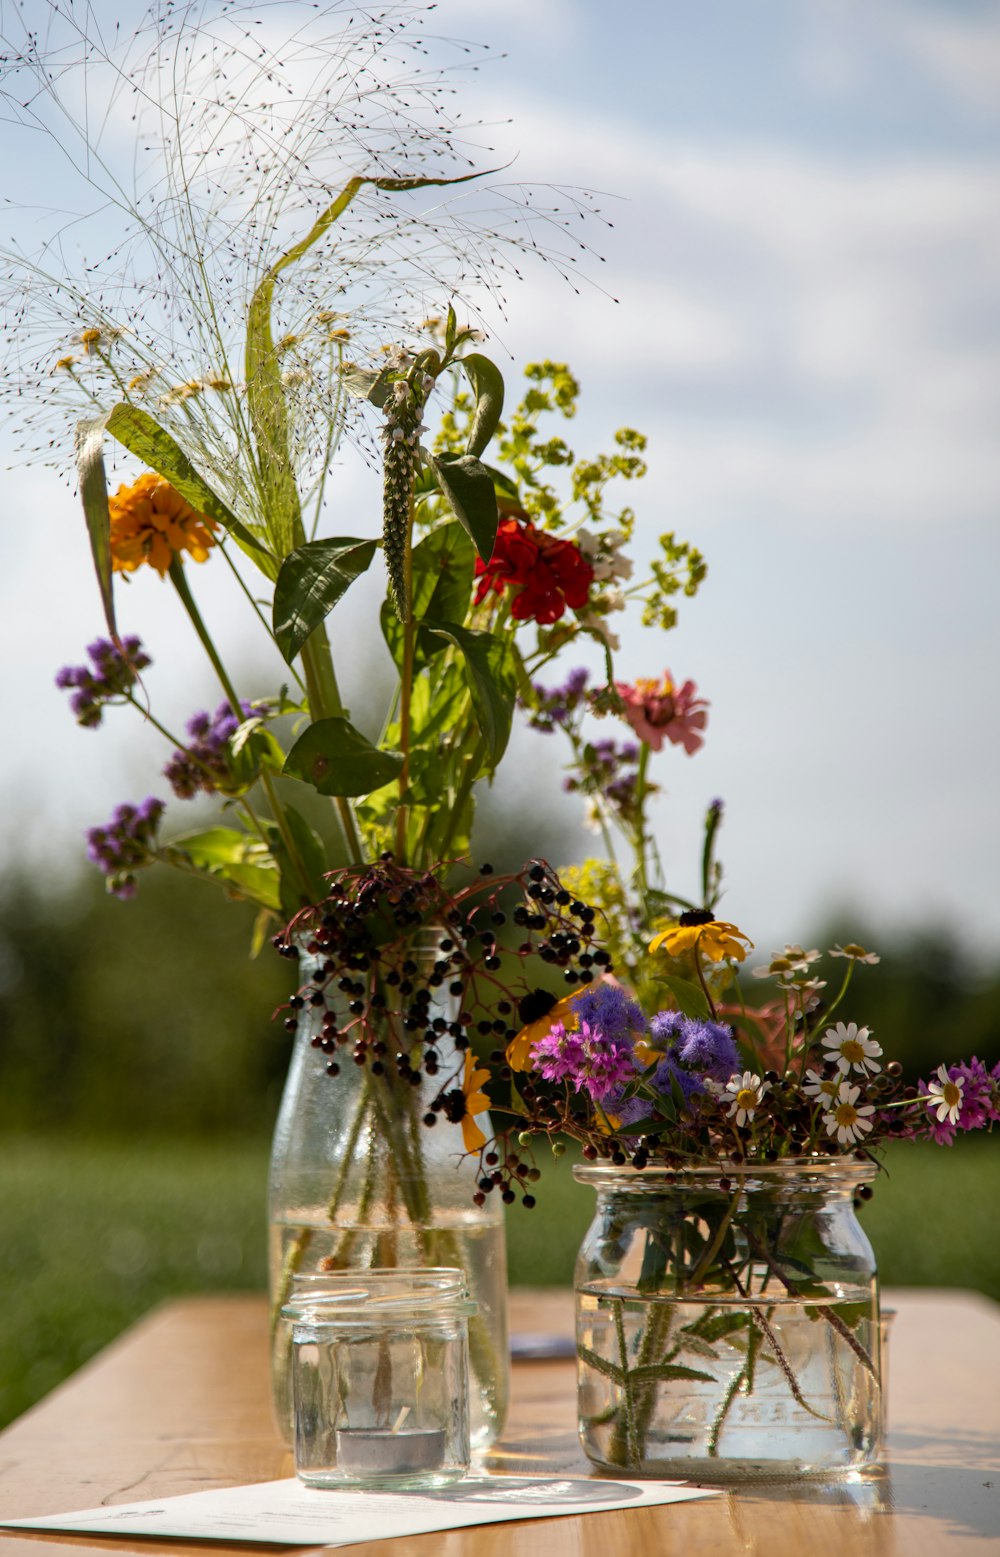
[570,981,647,1044]
[674,1018,741,1082]
[164,699,255,799]
[649,1010,687,1048]
[86,796,165,898]
[530,1019,639,1103]
[651,1054,705,1102]
[55,635,151,728]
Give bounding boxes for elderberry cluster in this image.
[271,856,608,1208]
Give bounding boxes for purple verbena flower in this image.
[55,635,151,728]
[85,795,165,898]
[164,699,256,799]
[522,667,590,733]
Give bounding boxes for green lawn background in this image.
[1,1134,995,1431]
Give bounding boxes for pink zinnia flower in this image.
[615,673,708,755]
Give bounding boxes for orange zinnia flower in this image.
[108,472,219,577]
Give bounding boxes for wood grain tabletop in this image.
[0,1288,997,1556]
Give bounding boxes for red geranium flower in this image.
[474,517,594,624]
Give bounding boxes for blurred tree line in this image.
[0,868,996,1138]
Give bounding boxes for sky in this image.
[0,0,998,958]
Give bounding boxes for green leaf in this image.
[655,974,712,1020]
[339,363,391,407]
[220,863,283,912]
[103,403,279,580]
[422,618,516,770]
[428,452,498,564]
[273,537,378,663]
[461,353,505,459]
[164,828,282,911]
[245,168,492,558]
[577,1344,625,1386]
[168,827,261,867]
[628,1362,716,1386]
[381,523,475,671]
[283,717,404,797]
[682,1311,751,1345]
[267,804,328,916]
[74,414,116,639]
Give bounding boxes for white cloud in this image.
[894,7,1000,116]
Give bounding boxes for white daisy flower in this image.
[823,1081,876,1145]
[803,1068,840,1103]
[927,1064,965,1125]
[822,1021,882,1076]
[752,944,822,981]
[829,943,880,965]
[724,1071,769,1128]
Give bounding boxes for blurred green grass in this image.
[1,1134,995,1429]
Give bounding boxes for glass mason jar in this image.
[284,1269,475,1490]
[574,1160,883,1480]
[268,938,508,1451]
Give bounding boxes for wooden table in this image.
[0,1289,997,1556]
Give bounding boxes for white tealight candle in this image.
[334,1427,447,1477]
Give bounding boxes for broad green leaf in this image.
[428,453,498,564]
[163,828,282,911]
[266,804,329,915]
[74,414,116,638]
[168,827,263,867]
[422,618,516,770]
[283,716,404,797]
[104,404,279,580]
[461,352,505,459]
[655,973,712,1020]
[481,460,522,509]
[381,523,475,670]
[273,537,378,663]
[220,862,283,912]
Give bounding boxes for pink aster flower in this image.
[615,672,708,755]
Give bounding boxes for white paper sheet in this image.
[1,1474,716,1547]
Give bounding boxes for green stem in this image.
[299,633,364,867]
[167,558,315,898]
[613,1299,640,1467]
[685,1189,741,1291]
[395,500,416,863]
[168,556,243,713]
[634,743,652,906]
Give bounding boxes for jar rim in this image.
[572,1155,879,1190]
[282,1266,476,1321]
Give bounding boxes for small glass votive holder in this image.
[282,1268,476,1490]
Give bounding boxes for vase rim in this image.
[572,1155,879,1189]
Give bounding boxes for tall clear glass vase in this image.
[268,947,509,1450]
